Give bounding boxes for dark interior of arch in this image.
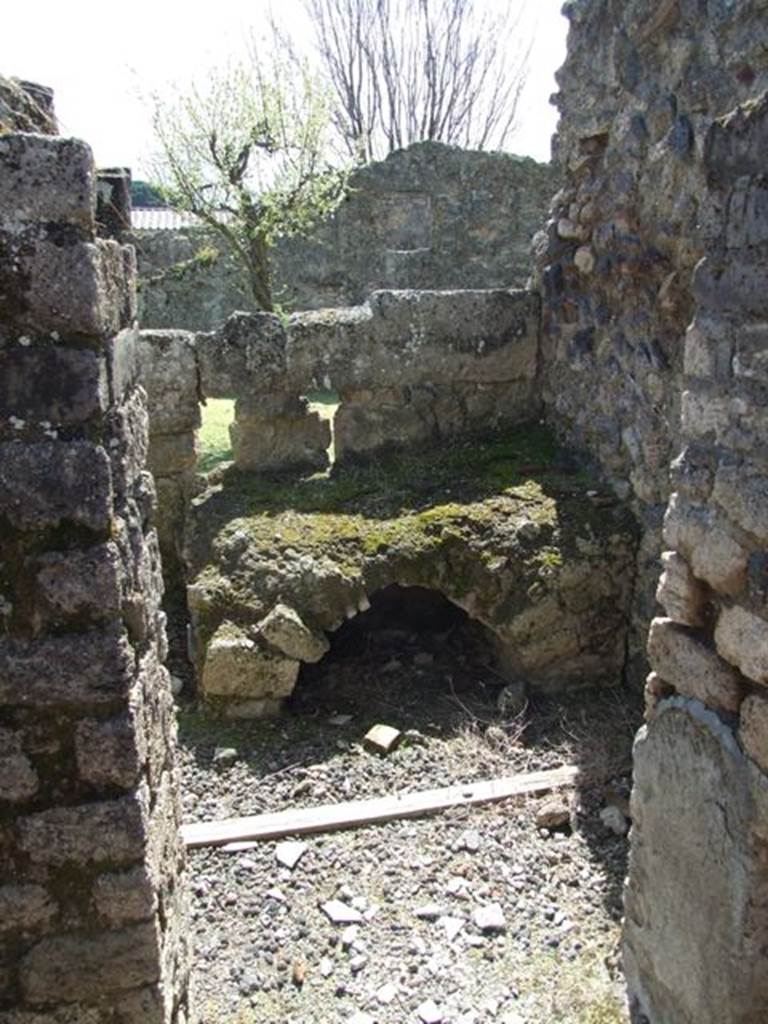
[290,584,506,730]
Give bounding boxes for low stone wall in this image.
[137,288,541,574]
[623,90,768,1024]
[132,142,557,330]
[0,134,189,1020]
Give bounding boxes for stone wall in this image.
[623,88,768,1024]
[0,76,56,134]
[136,288,541,575]
[532,0,768,680]
[0,131,189,1020]
[133,142,556,330]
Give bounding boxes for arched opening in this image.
[290,584,513,731]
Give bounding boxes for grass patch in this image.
[198,398,234,473]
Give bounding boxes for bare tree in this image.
[304,0,531,162]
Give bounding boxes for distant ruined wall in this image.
[134,142,556,330]
[0,125,189,1020]
[532,0,768,679]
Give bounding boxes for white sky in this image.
[2,0,568,175]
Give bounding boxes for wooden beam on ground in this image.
[181,764,579,849]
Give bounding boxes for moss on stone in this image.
[186,422,638,685]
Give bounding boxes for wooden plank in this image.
[181,764,579,849]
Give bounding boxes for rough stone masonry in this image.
[3,0,768,1016]
[538,2,768,1022]
[0,85,189,1022]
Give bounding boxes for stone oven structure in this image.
[1,0,768,1019]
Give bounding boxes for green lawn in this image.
[197,398,234,473]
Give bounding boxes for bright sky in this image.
[2,0,568,175]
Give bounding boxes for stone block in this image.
[693,254,768,318]
[656,551,707,627]
[92,866,157,926]
[0,346,108,429]
[202,622,299,702]
[712,460,768,545]
[648,617,743,713]
[739,692,768,774]
[669,445,715,502]
[17,793,147,867]
[643,671,674,721]
[0,440,113,531]
[16,238,133,338]
[0,134,95,230]
[287,289,540,391]
[715,605,768,685]
[75,713,143,790]
[19,922,162,1004]
[107,327,142,402]
[148,431,197,476]
[663,494,747,596]
[624,698,768,1024]
[136,330,200,435]
[33,542,122,622]
[725,178,768,249]
[683,315,732,380]
[153,474,188,562]
[0,749,38,803]
[114,983,171,1024]
[257,603,329,663]
[0,884,57,934]
[732,322,768,382]
[334,388,435,463]
[705,90,768,183]
[0,631,134,709]
[680,389,731,441]
[231,403,330,473]
[196,311,288,398]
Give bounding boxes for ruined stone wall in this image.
[134,142,556,330]
[0,76,56,134]
[137,288,540,575]
[0,132,189,1020]
[623,89,768,1024]
[532,0,768,679]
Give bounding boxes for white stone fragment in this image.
[376,981,398,1004]
[275,840,307,870]
[600,805,629,836]
[460,829,481,852]
[440,915,465,942]
[321,899,363,925]
[417,999,444,1023]
[363,723,402,754]
[473,903,506,932]
[320,957,334,977]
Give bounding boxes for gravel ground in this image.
[169,592,642,1024]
